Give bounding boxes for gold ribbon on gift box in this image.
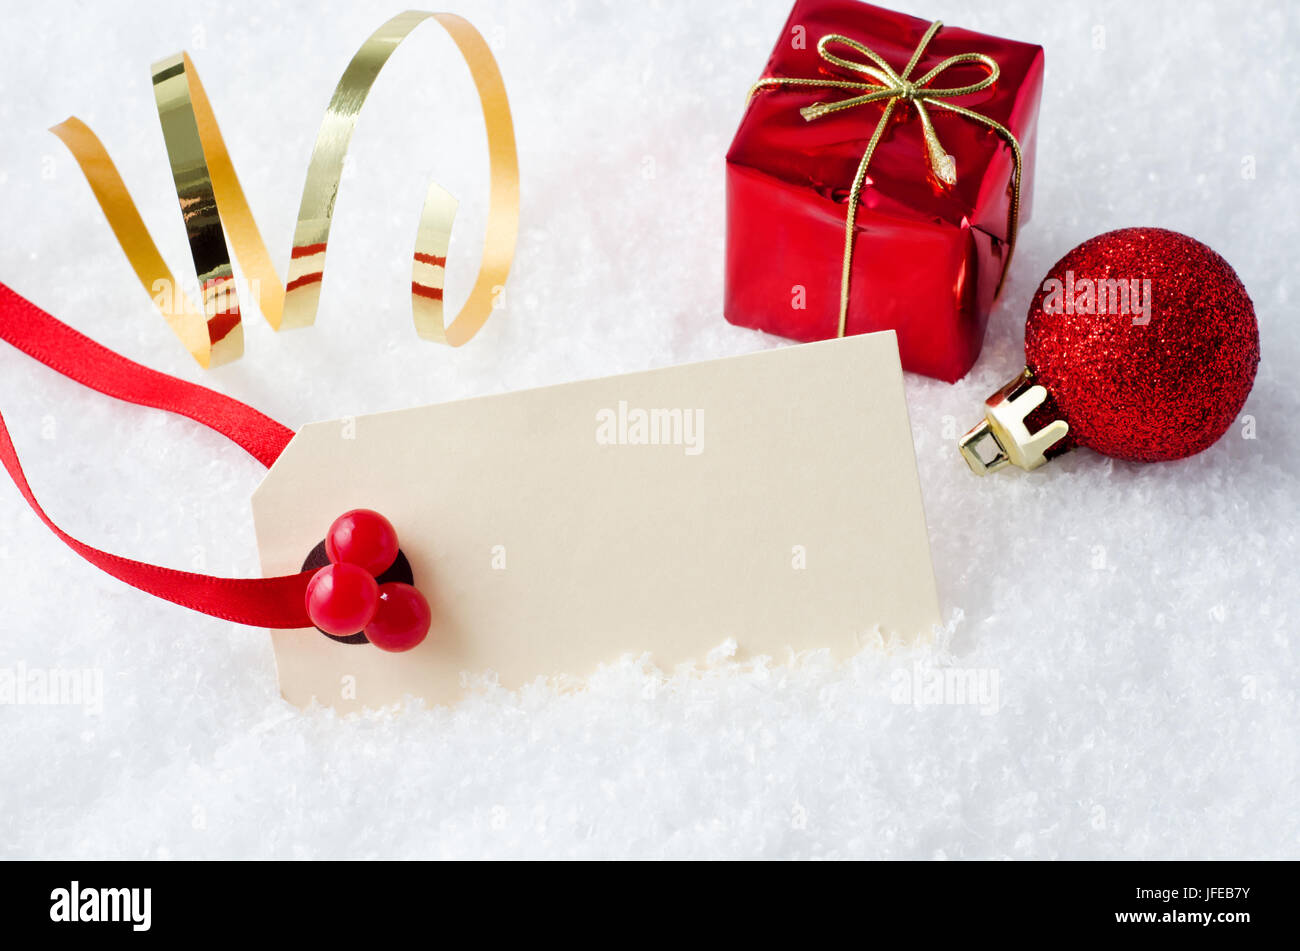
[52,10,519,368]
[748,20,1023,338]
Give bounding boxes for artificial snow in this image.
[0,0,1295,858]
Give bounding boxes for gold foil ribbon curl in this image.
[51,10,519,368]
[748,21,1023,338]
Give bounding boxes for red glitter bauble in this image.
[1024,228,1259,462]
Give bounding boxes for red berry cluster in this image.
[304,509,431,652]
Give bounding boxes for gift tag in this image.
[252,331,940,709]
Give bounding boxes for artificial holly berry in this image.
[363,582,431,653]
[305,563,380,636]
[325,508,400,576]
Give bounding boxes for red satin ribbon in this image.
[0,281,313,628]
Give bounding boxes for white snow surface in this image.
[0,0,1296,858]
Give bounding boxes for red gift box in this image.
[724,0,1044,382]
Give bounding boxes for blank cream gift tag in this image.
[252,331,940,710]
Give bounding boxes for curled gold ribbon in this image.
[749,21,1023,338]
[51,10,519,368]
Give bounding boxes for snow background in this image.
[0,0,1296,858]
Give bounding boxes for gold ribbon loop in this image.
[749,20,1022,337]
[53,10,519,367]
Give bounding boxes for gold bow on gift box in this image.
[53,10,520,368]
[749,20,1024,337]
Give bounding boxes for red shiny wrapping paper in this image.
[724,0,1044,382]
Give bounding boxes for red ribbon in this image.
[0,281,313,628]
